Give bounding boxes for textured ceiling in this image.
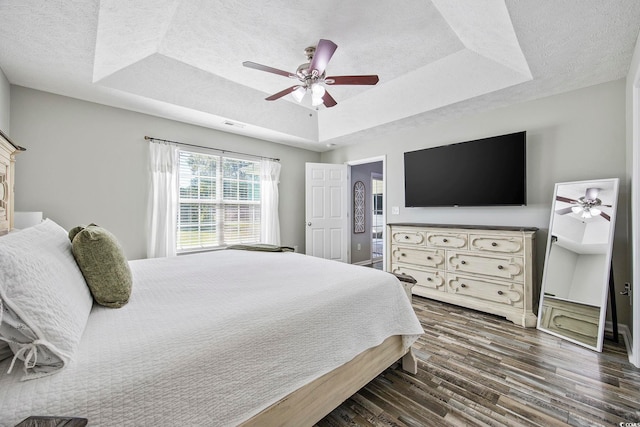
[1,1,639,151]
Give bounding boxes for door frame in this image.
[631,79,640,368]
[346,155,387,269]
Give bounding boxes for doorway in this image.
[348,159,384,269]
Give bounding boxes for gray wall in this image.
[10,86,320,260]
[322,79,630,327]
[0,67,9,134]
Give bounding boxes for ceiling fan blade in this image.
[325,75,379,85]
[555,207,574,215]
[265,85,300,101]
[309,39,337,77]
[243,61,296,78]
[322,90,337,108]
[600,212,611,221]
[556,195,578,204]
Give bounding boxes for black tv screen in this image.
[404,131,526,207]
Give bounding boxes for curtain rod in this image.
[144,136,280,162]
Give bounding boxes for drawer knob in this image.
[401,253,406,256]
[492,242,498,247]
[497,290,504,295]
[427,277,432,282]
[460,283,466,288]
[426,256,432,260]
[460,260,466,265]
[497,265,504,270]
[404,235,410,239]
[442,238,448,243]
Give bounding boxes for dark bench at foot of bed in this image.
[15,416,88,427]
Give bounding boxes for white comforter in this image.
[0,250,423,426]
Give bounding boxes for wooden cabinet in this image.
[0,130,22,235]
[388,223,537,327]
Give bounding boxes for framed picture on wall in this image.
[354,181,365,233]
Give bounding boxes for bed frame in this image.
[243,336,416,426]
[0,130,417,425]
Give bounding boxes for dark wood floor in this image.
[316,296,640,427]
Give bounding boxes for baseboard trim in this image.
[352,259,373,266]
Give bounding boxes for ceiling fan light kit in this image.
[291,86,306,102]
[243,39,379,108]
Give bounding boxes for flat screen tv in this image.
[404,131,526,207]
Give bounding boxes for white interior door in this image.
[305,163,348,262]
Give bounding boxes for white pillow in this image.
[0,219,93,380]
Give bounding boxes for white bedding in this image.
[0,250,423,426]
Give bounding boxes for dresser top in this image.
[388,223,538,232]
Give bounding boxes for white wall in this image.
[0,67,9,134]
[544,243,577,299]
[322,79,629,326]
[10,86,320,260]
[570,254,608,306]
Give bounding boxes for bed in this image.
[0,133,423,426]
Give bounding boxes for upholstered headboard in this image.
[0,129,25,235]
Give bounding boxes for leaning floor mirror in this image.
[537,178,619,351]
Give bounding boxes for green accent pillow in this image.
[70,224,132,308]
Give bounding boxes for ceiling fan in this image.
[242,39,379,108]
[555,187,611,220]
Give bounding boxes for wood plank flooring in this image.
[316,296,640,427]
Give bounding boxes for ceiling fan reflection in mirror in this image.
[555,187,612,220]
[243,39,379,108]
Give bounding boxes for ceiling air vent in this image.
[223,120,245,129]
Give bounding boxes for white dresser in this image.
[387,223,538,327]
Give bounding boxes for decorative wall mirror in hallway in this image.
[537,178,619,351]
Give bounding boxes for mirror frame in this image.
[537,178,619,351]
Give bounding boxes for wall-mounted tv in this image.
[404,131,526,207]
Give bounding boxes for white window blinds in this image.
[177,150,261,252]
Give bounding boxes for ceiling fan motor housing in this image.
[296,63,325,87]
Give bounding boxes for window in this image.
[177,150,261,252]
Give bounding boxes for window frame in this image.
[176,147,261,253]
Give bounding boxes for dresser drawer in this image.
[446,274,524,308]
[447,251,524,282]
[391,246,444,269]
[426,232,467,249]
[390,229,425,246]
[391,264,445,291]
[469,234,524,255]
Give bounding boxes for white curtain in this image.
[260,160,281,245]
[147,142,179,258]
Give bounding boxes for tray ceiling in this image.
[1,1,639,151]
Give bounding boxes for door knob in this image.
[307,222,312,226]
